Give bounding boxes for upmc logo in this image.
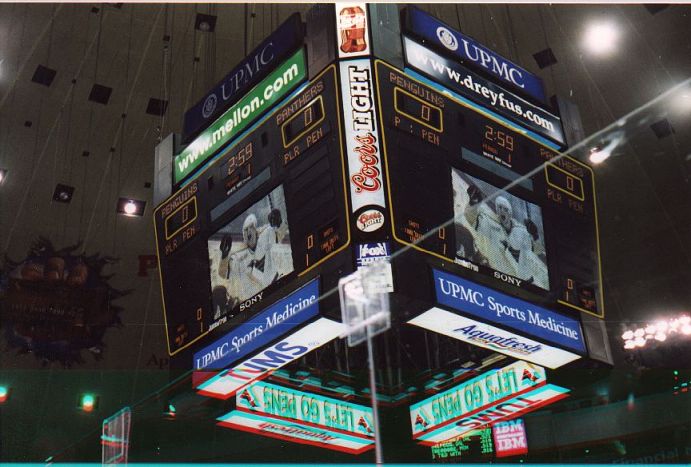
[339,59,386,213]
[405,6,546,103]
[197,318,343,399]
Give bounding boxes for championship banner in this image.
[409,361,545,439]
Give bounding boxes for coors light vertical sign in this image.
[336,2,370,58]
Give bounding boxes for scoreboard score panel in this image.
[154,64,351,355]
[374,60,604,318]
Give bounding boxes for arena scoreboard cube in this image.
[153,4,604,364]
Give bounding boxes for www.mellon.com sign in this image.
[174,48,307,183]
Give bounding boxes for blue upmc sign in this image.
[182,13,303,142]
[405,7,546,103]
[433,269,586,354]
[193,278,320,370]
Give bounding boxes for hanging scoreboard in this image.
[374,59,603,319]
[154,63,350,355]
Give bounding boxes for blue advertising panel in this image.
[403,37,565,146]
[193,278,320,370]
[433,269,586,354]
[182,13,303,142]
[404,6,546,103]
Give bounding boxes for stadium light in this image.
[622,314,691,350]
[0,385,10,403]
[583,21,620,56]
[116,198,146,217]
[79,393,98,412]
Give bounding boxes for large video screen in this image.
[451,169,549,290]
[154,64,351,356]
[208,185,293,320]
[375,60,603,318]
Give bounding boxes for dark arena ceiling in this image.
[0,2,690,463]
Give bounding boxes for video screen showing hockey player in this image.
[451,168,549,290]
[208,185,293,320]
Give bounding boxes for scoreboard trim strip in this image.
[154,64,352,356]
[373,59,605,319]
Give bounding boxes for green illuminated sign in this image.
[174,48,307,183]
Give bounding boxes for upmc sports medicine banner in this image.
[409,361,545,439]
[197,318,343,399]
[408,307,580,369]
[193,279,320,371]
[433,269,586,354]
[404,6,545,103]
[403,37,565,146]
[339,59,386,213]
[183,13,303,142]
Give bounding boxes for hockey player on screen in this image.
[241,208,285,288]
[464,184,548,289]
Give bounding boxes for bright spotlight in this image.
[583,21,620,56]
[634,328,645,338]
[654,333,667,342]
[124,201,136,215]
[116,197,146,217]
[634,337,646,347]
[682,324,691,336]
[622,330,634,340]
[645,325,657,335]
[624,340,636,349]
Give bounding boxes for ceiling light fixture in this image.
[588,131,624,164]
[583,21,620,56]
[116,198,146,217]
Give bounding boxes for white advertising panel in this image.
[339,59,386,213]
[409,360,546,439]
[235,380,375,438]
[417,384,569,445]
[218,410,374,454]
[408,307,581,369]
[197,318,343,399]
[335,2,370,59]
